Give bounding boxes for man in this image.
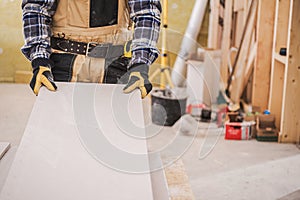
[21,0,161,98]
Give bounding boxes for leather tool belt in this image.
[51,37,126,59]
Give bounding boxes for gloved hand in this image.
[123,63,152,99]
[30,58,57,95]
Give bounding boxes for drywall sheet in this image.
[0,142,10,160]
[0,83,154,200]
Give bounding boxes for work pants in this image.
[50,52,130,84]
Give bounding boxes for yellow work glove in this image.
[30,58,57,95]
[123,63,152,99]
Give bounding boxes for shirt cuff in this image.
[129,48,159,68]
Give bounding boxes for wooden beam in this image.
[234,0,246,12]
[251,0,276,110]
[273,0,290,53]
[243,41,257,88]
[269,60,285,134]
[230,0,258,103]
[280,0,300,143]
[220,0,233,88]
[208,0,220,49]
[164,159,195,200]
[268,0,290,133]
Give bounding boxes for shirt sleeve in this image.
[128,0,161,67]
[21,0,57,61]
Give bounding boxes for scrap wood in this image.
[243,41,257,88]
[164,159,195,200]
[227,0,258,104]
[220,0,233,88]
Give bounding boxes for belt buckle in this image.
[86,42,98,57]
[86,42,110,58]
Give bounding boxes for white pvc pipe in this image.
[171,0,208,87]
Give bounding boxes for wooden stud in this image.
[243,41,257,88]
[280,0,300,143]
[251,0,276,111]
[230,0,258,103]
[273,52,287,65]
[208,0,220,49]
[274,0,290,53]
[268,0,286,130]
[234,10,245,47]
[220,0,233,87]
[164,159,195,200]
[234,0,246,12]
[269,60,285,135]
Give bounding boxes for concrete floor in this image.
[0,83,300,200]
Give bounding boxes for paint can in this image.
[151,89,187,126]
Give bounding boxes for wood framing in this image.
[164,159,195,200]
[269,0,300,143]
[251,0,276,110]
[208,0,226,49]
[220,0,233,87]
[232,0,249,47]
[208,0,220,49]
[233,0,246,12]
[230,0,258,103]
[279,0,300,143]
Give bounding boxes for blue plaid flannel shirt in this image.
[21,0,161,67]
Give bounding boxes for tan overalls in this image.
[50,0,132,83]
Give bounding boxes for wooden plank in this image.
[232,0,249,47]
[164,159,195,200]
[280,0,300,143]
[268,0,283,129]
[273,52,287,65]
[243,41,257,88]
[251,0,276,111]
[230,0,258,103]
[208,0,220,49]
[269,60,285,136]
[0,143,10,160]
[234,0,246,11]
[234,10,245,47]
[220,0,233,87]
[274,0,290,53]
[0,83,154,200]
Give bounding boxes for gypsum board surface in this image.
[0,83,154,200]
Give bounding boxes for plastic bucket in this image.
[151,89,187,126]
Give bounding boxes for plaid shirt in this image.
[21,0,161,67]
